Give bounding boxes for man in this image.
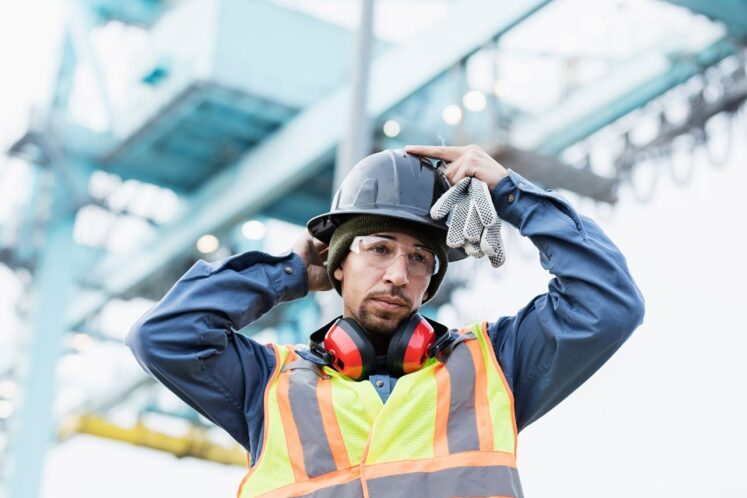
[127,145,644,497]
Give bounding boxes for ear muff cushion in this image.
[386,313,435,376]
[325,318,377,380]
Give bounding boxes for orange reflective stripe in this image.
[363,450,516,479]
[465,337,494,451]
[481,321,519,456]
[433,363,450,457]
[237,344,284,498]
[317,378,351,470]
[258,467,362,498]
[277,369,307,481]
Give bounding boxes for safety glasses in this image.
[349,235,440,278]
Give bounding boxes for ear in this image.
[333,265,344,282]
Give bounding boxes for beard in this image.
[355,290,413,337]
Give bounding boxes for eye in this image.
[409,252,427,264]
[368,244,390,255]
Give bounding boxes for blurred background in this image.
[0,0,746,496]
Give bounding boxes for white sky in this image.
[1,1,746,497]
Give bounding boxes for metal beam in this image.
[65,0,553,329]
[65,414,247,465]
[487,143,619,203]
[665,0,747,37]
[511,24,732,155]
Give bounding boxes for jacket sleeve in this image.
[125,249,309,453]
[486,170,645,431]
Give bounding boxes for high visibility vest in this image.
[237,322,522,498]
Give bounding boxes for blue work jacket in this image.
[127,170,645,466]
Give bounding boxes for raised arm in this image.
[487,170,645,430]
[125,249,309,454]
[404,144,644,432]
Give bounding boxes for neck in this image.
[367,332,391,356]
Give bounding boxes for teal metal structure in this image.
[2,0,747,496]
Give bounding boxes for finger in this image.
[463,200,483,243]
[430,178,469,219]
[446,200,469,248]
[444,155,470,186]
[405,145,469,162]
[482,224,505,268]
[464,240,484,258]
[469,179,498,226]
[481,222,504,258]
[488,253,505,268]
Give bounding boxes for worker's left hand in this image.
[404,144,509,189]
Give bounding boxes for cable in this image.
[665,141,697,186]
[627,154,660,204]
[702,113,735,169]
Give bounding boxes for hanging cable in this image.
[665,137,697,186]
[703,112,736,169]
[626,152,660,204]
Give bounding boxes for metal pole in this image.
[6,203,77,498]
[334,0,375,190]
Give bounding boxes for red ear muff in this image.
[322,318,376,381]
[386,313,435,376]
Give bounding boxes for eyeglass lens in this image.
[353,237,438,277]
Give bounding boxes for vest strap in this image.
[437,331,475,360]
[282,359,330,379]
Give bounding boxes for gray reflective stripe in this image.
[282,360,329,379]
[296,480,364,498]
[366,465,524,498]
[288,368,338,478]
[443,341,480,453]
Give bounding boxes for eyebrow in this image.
[372,233,429,249]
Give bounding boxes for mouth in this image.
[369,295,409,312]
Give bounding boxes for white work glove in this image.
[431,177,506,268]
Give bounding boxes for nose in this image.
[383,254,409,287]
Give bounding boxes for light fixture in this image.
[0,400,14,419]
[493,79,507,97]
[442,105,462,125]
[383,120,400,138]
[70,333,93,352]
[241,220,266,240]
[196,234,220,253]
[0,380,17,399]
[463,90,487,112]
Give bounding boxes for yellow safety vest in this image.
[237,322,522,498]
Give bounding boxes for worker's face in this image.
[334,232,432,338]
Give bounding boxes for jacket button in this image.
[507,194,515,203]
[284,266,293,275]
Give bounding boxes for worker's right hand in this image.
[292,230,333,292]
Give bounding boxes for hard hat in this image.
[307,149,468,262]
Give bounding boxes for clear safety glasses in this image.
[349,235,440,278]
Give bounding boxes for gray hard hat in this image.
[307,149,467,262]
